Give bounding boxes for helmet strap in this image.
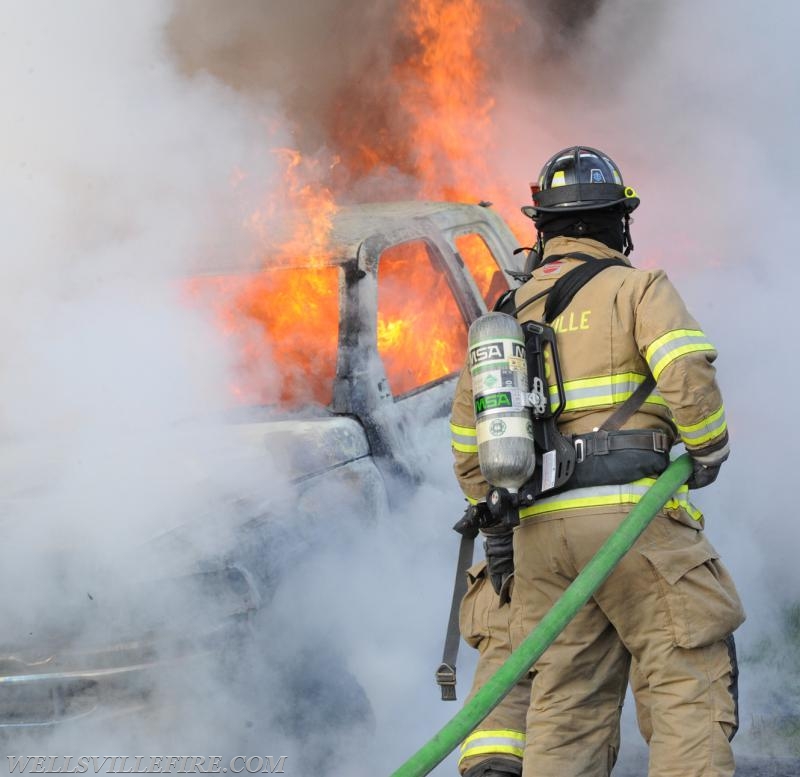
[532,232,544,269]
[623,213,634,256]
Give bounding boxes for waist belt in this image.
[573,429,669,463]
[528,428,671,494]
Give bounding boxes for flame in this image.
[188,265,339,407]
[246,148,338,267]
[196,0,529,408]
[323,0,508,207]
[455,232,509,306]
[377,241,468,395]
[398,0,495,200]
[187,149,341,407]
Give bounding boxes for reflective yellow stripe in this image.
[452,441,478,453]
[519,477,702,522]
[450,423,476,436]
[645,329,716,380]
[651,343,716,379]
[677,405,727,447]
[458,729,525,766]
[548,372,666,413]
[450,422,478,453]
[671,490,702,522]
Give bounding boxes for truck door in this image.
[335,229,475,492]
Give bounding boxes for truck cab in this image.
[0,201,523,733]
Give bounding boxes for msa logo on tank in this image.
[469,339,525,367]
[474,391,513,414]
[473,387,532,416]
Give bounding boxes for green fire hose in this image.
[391,453,693,777]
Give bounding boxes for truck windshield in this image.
[186,266,339,408]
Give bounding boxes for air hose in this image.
[390,453,693,777]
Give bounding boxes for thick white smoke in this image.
[0,2,469,774]
[0,0,313,765]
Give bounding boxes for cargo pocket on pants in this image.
[459,560,491,650]
[639,535,745,648]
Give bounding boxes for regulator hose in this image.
[390,453,693,777]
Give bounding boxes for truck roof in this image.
[327,200,504,255]
[197,200,518,274]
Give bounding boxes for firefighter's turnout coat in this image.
[450,236,744,777]
[451,235,729,515]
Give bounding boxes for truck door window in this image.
[377,240,468,397]
[455,233,507,308]
[186,266,339,408]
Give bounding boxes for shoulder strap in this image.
[547,253,654,429]
[492,254,654,431]
[509,253,629,320]
[599,374,657,432]
[544,255,628,323]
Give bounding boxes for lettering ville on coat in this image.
[550,310,591,334]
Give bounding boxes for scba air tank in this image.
[468,312,536,492]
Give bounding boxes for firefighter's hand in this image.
[687,447,729,490]
[687,461,722,489]
[453,501,502,537]
[482,527,514,603]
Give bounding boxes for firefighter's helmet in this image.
[522,146,640,218]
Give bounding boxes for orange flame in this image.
[398,0,495,200]
[187,148,342,407]
[188,265,339,407]
[377,241,468,395]
[196,0,528,408]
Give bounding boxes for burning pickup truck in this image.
[0,201,522,740]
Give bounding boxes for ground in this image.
[615,751,800,776]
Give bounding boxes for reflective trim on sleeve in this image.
[548,372,666,413]
[645,329,716,380]
[450,422,478,453]
[677,405,727,447]
[458,728,525,766]
[519,477,702,522]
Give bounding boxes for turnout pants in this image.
[457,562,633,775]
[458,561,529,774]
[511,507,744,777]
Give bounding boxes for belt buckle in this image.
[435,663,457,701]
[574,438,586,464]
[653,432,667,454]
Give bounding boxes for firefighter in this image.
[450,146,744,776]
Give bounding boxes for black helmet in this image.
[521,146,639,218]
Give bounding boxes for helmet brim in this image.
[522,196,640,219]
